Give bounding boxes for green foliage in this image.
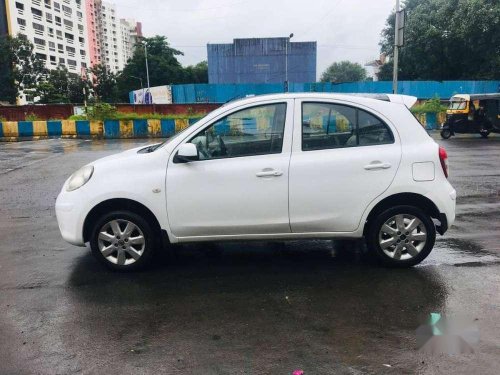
[0,116,6,122]
[85,103,118,120]
[25,113,43,121]
[68,111,205,121]
[411,97,448,113]
[90,64,119,103]
[378,0,500,80]
[116,36,208,102]
[35,66,91,104]
[320,61,367,83]
[0,35,46,103]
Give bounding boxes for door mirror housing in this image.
[174,143,199,163]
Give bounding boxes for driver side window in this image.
[189,103,287,160]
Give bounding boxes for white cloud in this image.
[115,0,395,78]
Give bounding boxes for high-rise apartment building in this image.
[120,18,142,65]
[85,1,141,73]
[1,0,91,75]
[0,0,142,74]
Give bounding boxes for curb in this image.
[0,118,201,140]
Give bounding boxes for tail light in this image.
[439,146,449,178]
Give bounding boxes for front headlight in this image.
[66,165,94,192]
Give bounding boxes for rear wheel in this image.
[90,210,157,271]
[366,205,436,267]
[440,129,452,139]
[480,129,490,138]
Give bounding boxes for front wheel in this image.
[90,210,157,271]
[366,205,436,267]
[440,129,452,139]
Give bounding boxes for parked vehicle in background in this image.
[55,93,456,271]
[441,93,500,139]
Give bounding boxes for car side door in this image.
[289,99,401,233]
[166,99,294,240]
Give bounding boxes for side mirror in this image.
[174,143,199,163]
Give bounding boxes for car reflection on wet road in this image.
[0,135,499,374]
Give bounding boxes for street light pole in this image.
[392,0,400,94]
[143,42,151,102]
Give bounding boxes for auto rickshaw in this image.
[440,93,500,139]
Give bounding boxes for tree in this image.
[36,67,90,104]
[117,36,209,102]
[0,36,17,103]
[0,35,46,103]
[378,0,500,80]
[90,64,119,103]
[183,60,208,84]
[320,61,367,83]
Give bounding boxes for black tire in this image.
[440,129,452,139]
[89,210,158,271]
[480,130,490,138]
[366,205,436,267]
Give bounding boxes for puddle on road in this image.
[421,238,500,267]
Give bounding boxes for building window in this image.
[17,18,26,26]
[32,22,44,31]
[31,8,43,17]
[67,59,77,66]
[54,2,60,11]
[33,37,46,46]
[64,19,73,27]
[62,5,72,14]
[15,2,24,10]
[36,53,47,61]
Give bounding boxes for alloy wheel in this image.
[378,214,427,261]
[97,219,146,266]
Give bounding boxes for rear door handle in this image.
[364,162,391,170]
[256,169,283,177]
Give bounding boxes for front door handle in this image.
[364,162,392,170]
[256,169,283,177]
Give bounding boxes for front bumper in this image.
[55,189,87,246]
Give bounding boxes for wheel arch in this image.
[83,198,162,243]
[363,193,441,236]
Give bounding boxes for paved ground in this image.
[0,135,499,374]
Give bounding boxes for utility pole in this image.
[392,0,400,94]
[143,42,151,103]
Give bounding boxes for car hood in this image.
[90,143,161,165]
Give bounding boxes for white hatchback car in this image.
[56,93,456,270]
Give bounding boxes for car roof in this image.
[223,92,417,108]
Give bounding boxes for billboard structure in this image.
[207,38,317,84]
[130,86,173,104]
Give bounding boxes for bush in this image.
[85,102,118,120]
[411,97,448,114]
[25,113,43,121]
[68,111,206,121]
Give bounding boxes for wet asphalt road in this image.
[0,135,499,374]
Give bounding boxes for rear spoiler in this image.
[343,93,418,108]
[386,94,418,108]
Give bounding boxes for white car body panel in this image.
[55,93,456,247]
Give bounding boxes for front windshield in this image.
[448,100,467,110]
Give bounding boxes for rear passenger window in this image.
[302,103,394,151]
